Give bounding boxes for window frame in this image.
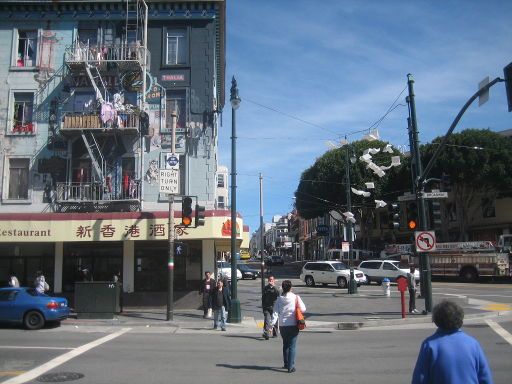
[6,90,37,136]
[3,156,32,203]
[10,28,41,70]
[163,27,189,67]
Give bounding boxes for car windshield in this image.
[217,261,229,269]
[331,262,348,270]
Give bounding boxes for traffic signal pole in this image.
[407,74,432,313]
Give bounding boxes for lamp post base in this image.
[228,299,242,323]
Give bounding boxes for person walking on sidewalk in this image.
[262,275,280,340]
[412,300,493,384]
[408,266,419,314]
[274,280,306,373]
[199,271,216,318]
[212,279,231,331]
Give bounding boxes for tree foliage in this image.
[421,129,512,240]
[295,140,407,220]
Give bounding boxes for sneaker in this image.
[288,368,296,373]
[412,309,420,314]
[221,328,226,331]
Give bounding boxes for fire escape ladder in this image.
[81,131,106,183]
[125,0,140,43]
[85,63,107,105]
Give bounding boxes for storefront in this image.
[0,211,243,302]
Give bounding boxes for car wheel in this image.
[24,311,45,330]
[366,275,371,285]
[305,276,315,287]
[252,276,257,280]
[460,267,478,282]
[337,276,347,289]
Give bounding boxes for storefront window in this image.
[0,244,54,288]
[63,242,122,292]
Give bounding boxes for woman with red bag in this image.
[273,280,306,373]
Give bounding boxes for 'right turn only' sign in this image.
[415,231,437,252]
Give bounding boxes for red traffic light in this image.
[408,220,417,230]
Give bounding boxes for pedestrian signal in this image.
[388,202,400,230]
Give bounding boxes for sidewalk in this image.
[61,290,512,331]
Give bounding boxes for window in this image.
[217,174,225,188]
[166,90,187,128]
[482,197,495,218]
[383,262,398,271]
[8,158,30,200]
[0,290,17,302]
[360,261,381,270]
[15,30,37,67]
[166,29,188,65]
[217,196,225,209]
[12,93,34,133]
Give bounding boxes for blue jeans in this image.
[280,325,299,370]
[213,306,227,329]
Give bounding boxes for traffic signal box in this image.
[195,204,205,227]
[181,197,193,227]
[388,202,400,230]
[504,62,512,112]
[407,202,418,230]
[430,201,442,229]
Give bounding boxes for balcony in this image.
[54,181,141,212]
[64,43,148,74]
[60,112,139,134]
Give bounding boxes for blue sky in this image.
[218,0,512,235]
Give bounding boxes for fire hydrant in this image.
[382,278,391,297]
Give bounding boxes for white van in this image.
[327,249,374,263]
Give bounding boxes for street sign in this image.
[415,231,437,252]
[478,76,490,106]
[341,242,349,252]
[165,153,180,170]
[422,191,448,199]
[398,193,416,202]
[159,169,179,194]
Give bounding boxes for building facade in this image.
[0,0,243,304]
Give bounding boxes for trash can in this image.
[382,278,391,297]
[74,282,121,319]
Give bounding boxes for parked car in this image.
[0,287,69,330]
[357,260,420,285]
[238,264,261,280]
[217,261,242,281]
[299,261,367,288]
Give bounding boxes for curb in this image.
[336,310,512,330]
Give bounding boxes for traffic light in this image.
[430,201,442,229]
[407,201,418,230]
[504,62,512,112]
[139,111,149,136]
[181,196,193,227]
[388,202,400,230]
[195,204,205,227]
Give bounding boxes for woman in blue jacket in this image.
[412,300,493,384]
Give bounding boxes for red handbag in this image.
[295,296,306,330]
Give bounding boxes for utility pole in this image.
[259,173,265,296]
[166,111,177,321]
[407,74,432,313]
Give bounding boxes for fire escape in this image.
[55,0,148,213]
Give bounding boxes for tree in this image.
[295,139,407,248]
[421,129,512,240]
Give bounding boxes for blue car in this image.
[0,287,69,330]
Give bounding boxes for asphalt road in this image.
[1,265,511,383]
[1,315,511,384]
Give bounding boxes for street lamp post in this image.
[344,137,357,294]
[229,76,242,323]
[259,173,265,297]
